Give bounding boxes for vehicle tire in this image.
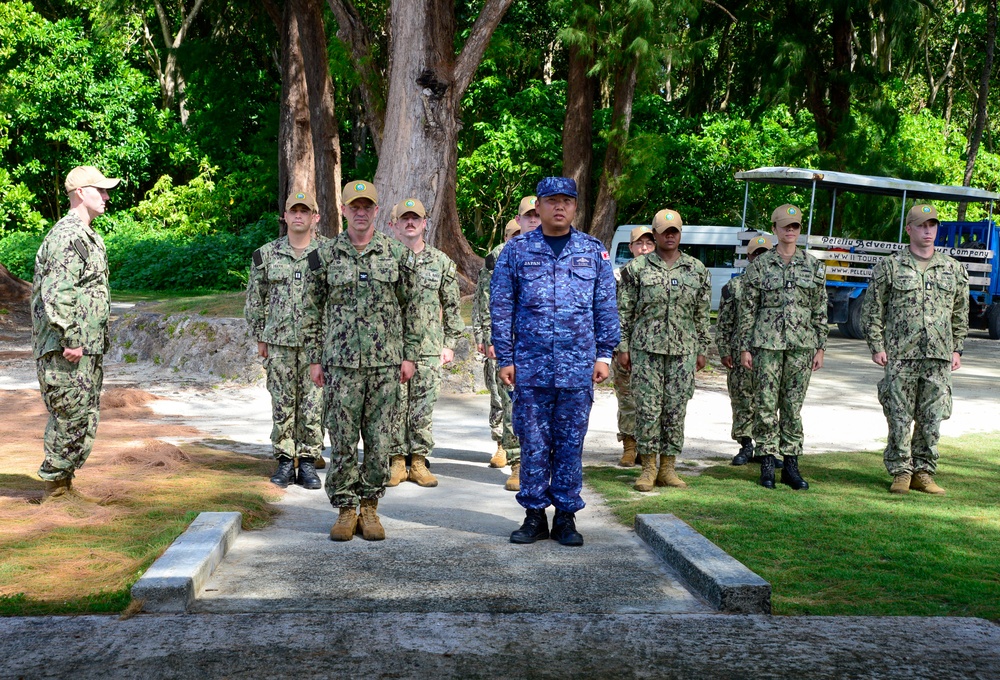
[841,290,865,340]
[988,304,1000,340]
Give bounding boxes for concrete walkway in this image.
[193,394,711,615]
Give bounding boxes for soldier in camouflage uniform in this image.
[861,204,968,495]
[491,178,619,547]
[472,196,540,492]
[386,198,464,488]
[613,225,654,467]
[716,233,773,466]
[618,209,711,492]
[738,204,828,490]
[32,166,120,502]
[304,180,421,542]
[245,190,326,491]
[471,219,521,471]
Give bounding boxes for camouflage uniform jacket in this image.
[244,235,324,347]
[861,249,969,360]
[618,252,711,357]
[303,229,421,368]
[715,275,743,359]
[471,242,504,346]
[409,244,464,357]
[31,212,110,359]
[490,228,620,388]
[737,248,829,352]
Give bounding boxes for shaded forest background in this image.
[1,0,998,291]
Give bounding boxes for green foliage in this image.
[0,169,48,236]
[0,229,45,280]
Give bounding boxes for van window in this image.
[679,244,736,268]
[614,242,634,267]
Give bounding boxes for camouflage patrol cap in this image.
[394,197,426,219]
[518,196,539,215]
[771,204,802,229]
[906,204,939,227]
[285,190,318,212]
[535,177,577,198]
[747,233,774,255]
[504,219,521,239]
[652,209,683,233]
[65,166,121,193]
[342,180,378,205]
[630,225,654,243]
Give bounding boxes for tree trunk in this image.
[296,0,343,236]
[589,57,638,246]
[958,0,996,221]
[327,0,386,155]
[277,0,317,237]
[371,0,513,291]
[563,44,596,232]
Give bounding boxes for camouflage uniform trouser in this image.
[726,362,754,442]
[497,363,520,466]
[632,349,696,460]
[323,365,398,507]
[484,356,503,442]
[264,344,324,461]
[753,348,813,459]
[612,353,635,441]
[36,352,103,482]
[877,358,952,476]
[512,386,593,513]
[392,356,442,459]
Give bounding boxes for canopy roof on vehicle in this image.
[735,167,1000,203]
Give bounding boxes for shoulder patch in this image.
[721,284,733,300]
[485,252,497,270]
[252,249,263,267]
[307,249,321,271]
[72,238,89,263]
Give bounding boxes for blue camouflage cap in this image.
[535,176,578,199]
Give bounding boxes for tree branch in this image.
[702,0,737,24]
[152,0,174,48]
[174,0,209,49]
[327,0,385,153]
[454,0,514,97]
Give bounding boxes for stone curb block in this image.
[636,513,771,614]
[131,511,242,613]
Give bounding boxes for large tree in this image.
[328,0,514,287]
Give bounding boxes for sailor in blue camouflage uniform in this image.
[491,177,620,547]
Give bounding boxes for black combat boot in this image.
[550,509,584,547]
[731,437,754,466]
[510,508,549,544]
[780,455,809,490]
[758,454,776,489]
[269,458,296,488]
[296,458,322,489]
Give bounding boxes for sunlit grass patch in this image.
[585,432,1000,618]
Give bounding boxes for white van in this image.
[610,224,745,310]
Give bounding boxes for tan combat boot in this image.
[634,455,656,492]
[489,444,507,469]
[505,463,520,492]
[408,454,438,487]
[329,507,358,541]
[357,498,386,540]
[910,471,946,495]
[42,478,71,502]
[387,455,408,487]
[619,435,637,467]
[655,455,688,488]
[889,473,911,494]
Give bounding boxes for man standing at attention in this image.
[33,166,119,501]
[472,196,540,491]
[717,233,773,466]
[386,198,464,488]
[612,225,655,467]
[617,209,711,492]
[738,205,828,490]
[862,204,968,495]
[491,177,619,547]
[245,190,326,491]
[305,180,420,541]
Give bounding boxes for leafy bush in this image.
[0,229,45,280]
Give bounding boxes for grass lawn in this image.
[585,432,1000,619]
